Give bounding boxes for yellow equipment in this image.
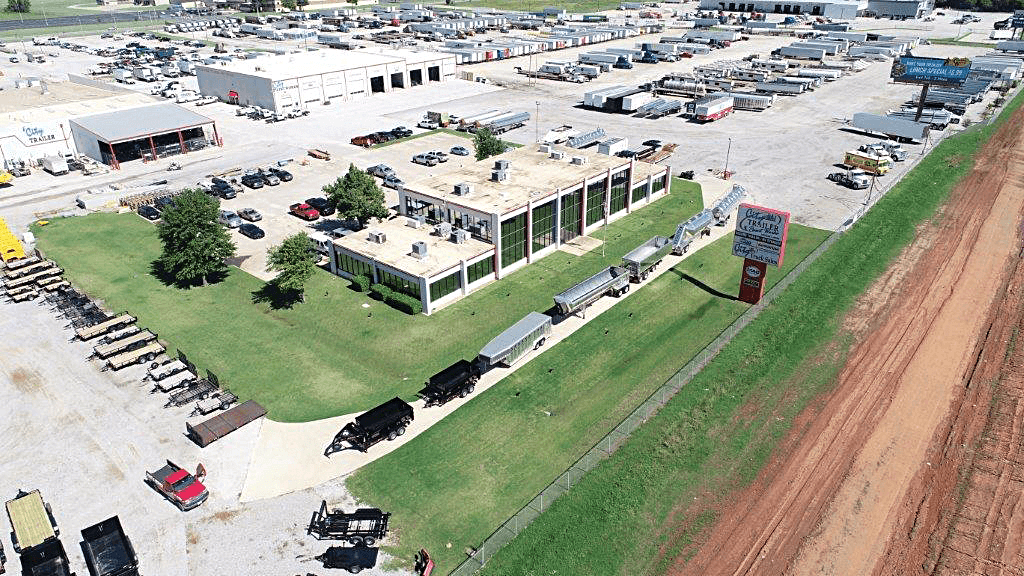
[0,216,26,263]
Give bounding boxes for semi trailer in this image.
[553,266,630,317]
[622,236,672,281]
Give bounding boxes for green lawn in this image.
[472,89,1024,576]
[346,223,830,571]
[34,179,703,422]
[0,0,159,22]
[0,20,157,40]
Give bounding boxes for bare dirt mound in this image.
[667,107,1024,576]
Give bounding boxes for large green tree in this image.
[267,233,316,302]
[324,164,389,229]
[156,189,236,287]
[6,0,29,13]
[473,128,506,161]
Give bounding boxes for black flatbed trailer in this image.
[308,502,390,545]
[80,516,138,576]
[417,359,480,407]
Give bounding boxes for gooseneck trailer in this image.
[478,312,553,368]
[328,398,414,454]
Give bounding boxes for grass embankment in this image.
[474,91,1024,576]
[0,20,157,40]
[347,224,829,570]
[34,180,702,422]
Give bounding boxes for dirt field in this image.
[664,100,1024,573]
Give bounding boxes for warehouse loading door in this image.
[410,69,422,86]
[390,72,404,88]
[370,76,385,93]
[428,66,440,82]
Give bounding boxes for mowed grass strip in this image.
[347,224,830,570]
[475,91,1024,576]
[33,181,702,422]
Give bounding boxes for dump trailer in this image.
[107,341,165,370]
[93,330,155,359]
[329,397,414,453]
[186,400,267,447]
[6,490,58,554]
[851,112,929,142]
[622,236,672,281]
[80,516,139,576]
[76,314,136,341]
[418,359,481,407]
[478,312,552,368]
[308,502,390,545]
[17,538,73,576]
[711,185,745,225]
[316,546,378,572]
[671,209,714,254]
[553,266,630,317]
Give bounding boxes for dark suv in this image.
[268,167,293,182]
[240,173,264,189]
[305,197,335,216]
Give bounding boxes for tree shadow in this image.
[251,280,302,310]
[668,268,739,301]
[150,259,230,289]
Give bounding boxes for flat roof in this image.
[0,89,158,128]
[0,79,117,115]
[334,217,493,279]
[198,48,453,81]
[404,145,667,216]
[69,103,214,144]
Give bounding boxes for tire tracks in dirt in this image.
[667,103,1024,576]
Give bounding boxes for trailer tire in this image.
[397,426,406,436]
[349,568,362,574]
[349,536,364,546]
[387,430,398,441]
[363,536,376,546]
[535,337,546,349]
[137,356,146,365]
[467,384,475,394]
[623,284,630,294]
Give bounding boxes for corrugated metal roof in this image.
[69,103,213,144]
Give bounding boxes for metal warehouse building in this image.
[329,144,671,314]
[699,0,863,18]
[195,48,457,113]
[69,103,220,168]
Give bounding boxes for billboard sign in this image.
[732,203,790,268]
[890,56,971,87]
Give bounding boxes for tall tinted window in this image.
[500,213,527,268]
[532,201,555,252]
[585,178,607,227]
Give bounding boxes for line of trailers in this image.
[73,312,168,371]
[326,185,746,458]
[5,490,138,576]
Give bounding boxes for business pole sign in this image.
[890,56,971,87]
[1012,10,1024,29]
[732,203,790,304]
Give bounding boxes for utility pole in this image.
[535,101,540,142]
[724,137,732,178]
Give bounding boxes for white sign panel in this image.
[732,203,790,267]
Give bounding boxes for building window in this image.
[405,196,434,220]
[532,200,556,252]
[500,213,527,268]
[467,257,494,284]
[336,251,373,278]
[652,175,666,194]
[430,270,461,301]
[585,178,607,227]
[631,183,647,203]
[379,269,420,299]
[609,170,629,215]
[560,188,582,242]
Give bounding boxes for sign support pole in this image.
[914,83,929,122]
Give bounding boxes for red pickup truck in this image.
[146,461,208,511]
[289,202,320,221]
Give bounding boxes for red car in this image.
[290,202,320,221]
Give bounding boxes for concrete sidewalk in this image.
[240,176,738,502]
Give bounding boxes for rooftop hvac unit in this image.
[407,215,425,228]
[538,144,552,154]
[368,231,387,244]
[550,150,565,160]
[494,159,510,170]
[412,241,428,258]
[570,156,587,165]
[435,221,453,237]
[453,182,473,196]
[453,228,468,244]
[491,169,508,182]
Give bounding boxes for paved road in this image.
[0,9,163,32]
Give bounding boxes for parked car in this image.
[238,207,262,222]
[268,166,292,182]
[305,197,335,216]
[412,153,438,167]
[239,223,265,239]
[450,145,470,156]
[367,164,395,178]
[417,119,439,129]
[240,172,264,189]
[426,150,448,163]
[137,204,160,220]
[259,170,280,186]
[391,126,412,138]
[154,196,176,211]
[289,202,320,221]
[382,175,405,189]
[215,183,237,199]
[219,210,242,228]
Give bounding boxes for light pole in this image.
[724,137,732,178]
[535,100,540,142]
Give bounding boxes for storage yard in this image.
[2,2,1024,576]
